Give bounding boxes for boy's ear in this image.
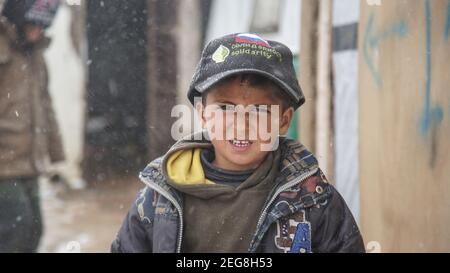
[279,107,294,135]
[195,102,206,129]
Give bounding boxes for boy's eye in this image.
[250,106,271,114]
[217,104,235,112]
[212,104,273,114]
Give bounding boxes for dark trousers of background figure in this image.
[0,177,42,252]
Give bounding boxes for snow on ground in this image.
[39,177,141,253]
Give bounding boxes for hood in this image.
[165,147,215,186]
[161,131,214,186]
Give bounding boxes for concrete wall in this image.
[147,0,179,159]
[359,0,450,252]
[298,0,319,154]
[175,0,202,137]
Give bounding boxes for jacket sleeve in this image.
[111,187,155,253]
[310,183,366,253]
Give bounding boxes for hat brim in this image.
[191,68,305,110]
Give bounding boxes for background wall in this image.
[359,0,450,252]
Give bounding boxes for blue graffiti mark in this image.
[445,0,450,40]
[363,13,382,87]
[419,0,444,137]
[363,12,409,88]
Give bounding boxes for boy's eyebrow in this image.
[253,104,278,107]
[214,101,236,105]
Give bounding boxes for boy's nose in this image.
[232,117,256,140]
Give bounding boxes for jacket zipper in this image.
[139,173,184,253]
[250,167,319,252]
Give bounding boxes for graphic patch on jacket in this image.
[274,210,312,253]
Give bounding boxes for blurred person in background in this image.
[0,0,62,252]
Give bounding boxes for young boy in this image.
[111,33,365,253]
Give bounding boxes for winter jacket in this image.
[0,16,64,179]
[111,135,365,253]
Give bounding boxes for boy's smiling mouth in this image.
[229,139,253,151]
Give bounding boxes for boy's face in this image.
[197,77,294,171]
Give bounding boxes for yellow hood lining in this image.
[165,148,214,185]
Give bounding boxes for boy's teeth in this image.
[231,140,251,147]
